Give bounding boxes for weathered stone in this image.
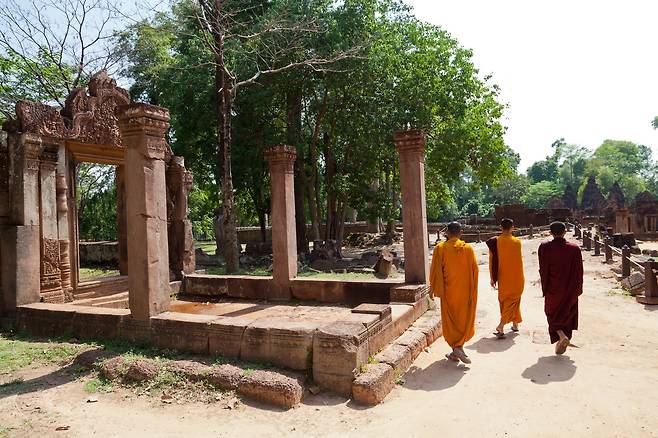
[167,360,209,382]
[563,184,578,210]
[581,176,605,213]
[374,343,413,374]
[390,284,424,303]
[208,317,250,358]
[237,370,303,409]
[125,359,160,382]
[99,357,126,380]
[205,364,243,391]
[352,363,395,406]
[73,348,116,370]
[621,272,645,295]
[351,303,392,318]
[373,249,394,279]
[151,312,215,354]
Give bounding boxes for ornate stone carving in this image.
[41,237,63,303]
[56,174,68,213]
[265,145,296,174]
[13,70,130,147]
[59,240,73,302]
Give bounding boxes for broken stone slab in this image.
[352,363,396,406]
[351,303,392,319]
[389,284,425,303]
[205,364,243,391]
[621,272,645,295]
[125,359,160,382]
[237,370,304,409]
[166,360,210,382]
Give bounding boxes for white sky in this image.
[404,0,658,172]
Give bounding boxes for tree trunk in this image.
[213,0,239,273]
[288,91,308,254]
[308,90,328,242]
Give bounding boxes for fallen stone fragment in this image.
[167,360,209,382]
[99,357,126,380]
[352,363,395,406]
[237,370,303,409]
[204,364,243,391]
[73,349,115,370]
[125,359,160,382]
[308,385,321,395]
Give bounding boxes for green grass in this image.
[0,334,82,375]
[195,241,217,255]
[297,271,389,280]
[205,266,271,277]
[0,426,11,437]
[83,378,113,393]
[79,267,120,279]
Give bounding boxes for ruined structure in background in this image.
[580,176,606,215]
[606,181,626,210]
[616,191,658,236]
[562,184,578,210]
[494,204,550,227]
[0,71,195,312]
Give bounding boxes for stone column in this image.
[1,133,42,314]
[39,143,64,303]
[394,129,429,285]
[115,165,129,276]
[117,103,171,321]
[265,146,297,300]
[166,156,195,280]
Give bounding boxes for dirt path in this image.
[1,235,657,438]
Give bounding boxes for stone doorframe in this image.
[0,71,194,320]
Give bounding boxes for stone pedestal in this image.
[117,103,171,320]
[265,146,298,300]
[394,130,429,284]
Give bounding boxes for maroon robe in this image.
[538,236,583,344]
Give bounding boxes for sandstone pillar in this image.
[265,146,297,300]
[115,165,129,275]
[39,144,64,303]
[394,129,429,284]
[117,103,171,320]
[1,133,43,314]
[166,156,195,280]
[56,144,73,302]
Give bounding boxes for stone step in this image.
[74,275,129,299]
[352,308,441,406]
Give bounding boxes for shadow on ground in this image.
[521,355,577,384]
[466,332,519,354]
[0,364,84,399]
[402,359,469,391]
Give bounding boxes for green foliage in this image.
[76,164,117,241]
[652,116,658,130]
[522,181,561,209]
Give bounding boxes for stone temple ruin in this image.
[0,72,439,404]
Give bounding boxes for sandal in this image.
[555,337,569,355]
[493,331,505,339]
[445,352,459,362]
[511,326,519,332]
[453,349,472,364]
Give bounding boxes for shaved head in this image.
[447,221,463,238]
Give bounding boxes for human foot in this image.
[555,337,569,355]
[453,348,472,364]
[511,324,519,332]
[445,352,459,362]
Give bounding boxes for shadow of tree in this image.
[402,359,469,391]
[466,332,519,354]
[0,363,85,399]
[521,355,577,384]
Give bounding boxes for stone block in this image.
[118,317,152,345]
[389,284,424,303]
[394,329,428,360]
[351,303,391,318]
[374,343,413,374]
[312,320,369,397]
[237,370,304,409]
[367,320,396,357]
[151,312,216,354]
[208,317,250,358]
[226,276,273,300]
[167,360,209,382]
[17,303,76,337]
[205,364,243,390]
[183,274,229,297]
[125,359,160,382]
[390,304,415,339]
[621,272,645,295]
[352,363,395,406]
[1,226,40,313]
[71,306,128,340]
[268,319,316,370]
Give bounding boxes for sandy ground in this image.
[1,234,657,438]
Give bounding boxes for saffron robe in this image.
[538,237,583,344]
[488,234,525,324]
[429,238,479,348]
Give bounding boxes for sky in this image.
[404,0,658,172]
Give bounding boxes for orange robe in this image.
[489,234,524,324]
[429,237,479,348]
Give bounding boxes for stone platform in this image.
[17,283,435,400]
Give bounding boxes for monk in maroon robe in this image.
[538,221,583,355]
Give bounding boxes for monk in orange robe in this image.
[429,222,479,364]
[486,218,525,338]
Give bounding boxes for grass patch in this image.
[0,426,11,437]
[84,378,113,393]
[297,271,385,280]
[195,241,217,256]
[0,334,82,375]
[79,266,120,279]
[205,266,271,277]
